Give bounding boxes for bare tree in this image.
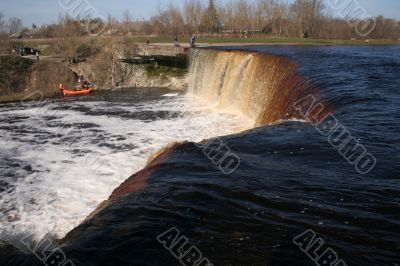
[291,0,324,38]
[2,0,397,41]
[7,17,23,34]
[122,9,132,34]
[103,38,118,88]
[94,37,135,89]
[106,13,119,34]
[256,0,290,36]
[167,3,185,35]
[55,15,84,63]
[0,12,6,34]
[369,16,399,39]
[152,3,185,35]
[201,0,221,33]
[234,0,253,36]
[153,4,172,35]
[183,0,204,34]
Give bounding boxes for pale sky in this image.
[0,0,399,26]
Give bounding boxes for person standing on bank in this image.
[190,35,196,48]
[174,35,179,47]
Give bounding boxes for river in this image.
[1,45,399,266]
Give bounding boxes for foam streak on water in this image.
[0,92,252,242]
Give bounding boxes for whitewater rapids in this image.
[0,91,252,242]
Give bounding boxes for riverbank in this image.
[3,37,399,54]
[132,36,400,45]
[0,55,76,103]
[1,36,399,103]
[0,43,189,103]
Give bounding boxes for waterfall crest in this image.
[189,49,331,126]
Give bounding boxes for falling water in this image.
[189,49,331,125]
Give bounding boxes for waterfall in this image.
[189,49,331,126]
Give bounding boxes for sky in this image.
[0,0,399,27]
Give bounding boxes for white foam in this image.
[0,94,253,242]
[162,93,179,97]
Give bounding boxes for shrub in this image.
[0,55,33,95]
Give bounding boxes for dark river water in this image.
[1,45,400,266]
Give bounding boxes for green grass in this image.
[10,36,400,53]
[125,36,400,45]
[144,64,187,79]
[197,37,334,44]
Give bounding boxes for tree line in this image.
[0,12,23,37]
[1,0,399,40]
[144,0,399,39]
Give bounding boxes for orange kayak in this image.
[59,84,96,96]
[62,88,92,96]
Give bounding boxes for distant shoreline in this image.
[130,36,400,46]
[1,38,399,104]
[3,36,400,46]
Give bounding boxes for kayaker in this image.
[78,75,91,89]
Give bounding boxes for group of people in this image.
[173,35,197,48]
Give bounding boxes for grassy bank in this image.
[144,64,187,79]
[123,36,400,45]
[4,36,400,52]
